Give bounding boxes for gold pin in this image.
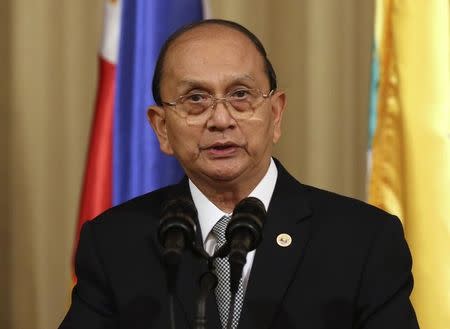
[276,233,292,247]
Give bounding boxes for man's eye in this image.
[231,89,251,99]
[185,93,208,103]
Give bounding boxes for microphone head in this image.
[226,197,266,251]
[158,198,197,250]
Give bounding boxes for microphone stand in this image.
[226,243,246,329]
[192,244,217,329]
[226,292,237,329]
[164,262,179,329]
[211,243,246,329]
[192,242,243,329]
[162,230,186,329]
[193,263,217,329]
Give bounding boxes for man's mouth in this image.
[211,144,233,150]
[204,142,239,156]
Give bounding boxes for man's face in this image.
[148,25,286,188]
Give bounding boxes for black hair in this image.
[151,19,277,105]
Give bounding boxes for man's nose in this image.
[206,99,236,130]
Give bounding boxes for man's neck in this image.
[189,160,271,213]
[199,188,250,213]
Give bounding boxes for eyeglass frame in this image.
[159,88,275,123]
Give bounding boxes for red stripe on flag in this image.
[72,57,115,280]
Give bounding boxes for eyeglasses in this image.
[161,88,274,125]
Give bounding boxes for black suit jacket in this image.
[60,161,419,329]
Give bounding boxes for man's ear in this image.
[147,106,174,155]
[270,90,286,144]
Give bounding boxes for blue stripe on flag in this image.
[113,0,204,205]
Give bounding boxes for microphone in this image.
[226,197,266,294]
[158,198,198,329]
[158,198,197,267]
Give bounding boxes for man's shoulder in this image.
[298,182,403,239]
[275,160,401,234]
[87,180,189,230]
[304,183,391,217]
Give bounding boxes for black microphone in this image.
[158,198,198,329]
[226,197,266,294]
[158,198,197,267]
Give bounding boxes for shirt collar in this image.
[189,158,278,243]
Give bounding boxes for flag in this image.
[113,0,204,204]
[368,1,450,328]
[74,0,205,279]
[75,1,121,274]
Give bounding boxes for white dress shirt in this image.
[189,158,278,292]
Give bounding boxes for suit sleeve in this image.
[59,221,118,329]
[355,216,420,329]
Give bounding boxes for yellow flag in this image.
[369,1,450,328]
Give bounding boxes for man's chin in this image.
[205,170,241,182]
[201,164,245,183]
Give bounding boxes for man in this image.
[60,19,419,329]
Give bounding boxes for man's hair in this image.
[151,19,278,106]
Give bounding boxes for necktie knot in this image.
[212,215,230,247]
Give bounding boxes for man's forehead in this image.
[157,23,271,96]
[178,74,256,86]
[172,74,257,92]
[165,24,258,59]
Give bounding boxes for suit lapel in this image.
[239,162,314,329]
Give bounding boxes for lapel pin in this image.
[276,233,292,247]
